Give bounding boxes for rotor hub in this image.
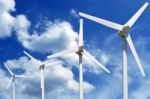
[76,46,84,55]
[13,75,15,81]
[40,64,45,70]
[118,26,130,37]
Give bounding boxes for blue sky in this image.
[0,0,150,99]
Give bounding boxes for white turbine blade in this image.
[45,61,62,67]
[15,75,32,78]
[7,77,13,89]
[83,49,110,73]
[4,63,13,75]
[40,69,44,89]
[79,19,84,46]
[47,47,78,59]
[23,51,41,65]
[79,12,123,31]
[125,2,149,27]
[126,33,145,77]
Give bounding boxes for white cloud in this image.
[0,0,16,38]
[0,0,15,14]
[0,0,23,38]
[15,15,31,34]
[99,53,110,65]
[0,12,15,38]
[15,20,78,53]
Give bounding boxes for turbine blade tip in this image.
[145,2,149,5]
[23,51,27,54]
[107,70,110,74]
[142,73,146,77]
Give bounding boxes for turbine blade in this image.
[45,61,62,67]
[47,47,78,59]
[83,49,110,73]
[125,2,149,27]
[15,75,32,78]
[83,53,94,65]
[4,63,13,75]
[79,19,84,46]
[126,33,145,77]
[7,77,13,89]
[79,12,123,31]
[23,51,41,65]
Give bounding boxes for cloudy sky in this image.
[0,0,150,99]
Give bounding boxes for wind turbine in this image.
[4,63,30,99]
[23,51,61,99]
[79,2,149,99]
[47,19,110,99]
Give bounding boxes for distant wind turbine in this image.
[47,19,110,99]
[23,51,61,99]
[79,2,149,99]
[4,63,30,99]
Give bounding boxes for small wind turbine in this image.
[79,2,149,99]
[23,51,61,99]
[47,19,110,99]
[4,63,30,99]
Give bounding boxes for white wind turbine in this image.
[23,51,61,99]
[4,63,30,99]
[79,2,149,99]
[47,19,110,99]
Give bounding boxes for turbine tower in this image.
[79,2,149,99]
[4,63,30,99]
[23,51,61,99]
[47,19,110,99]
